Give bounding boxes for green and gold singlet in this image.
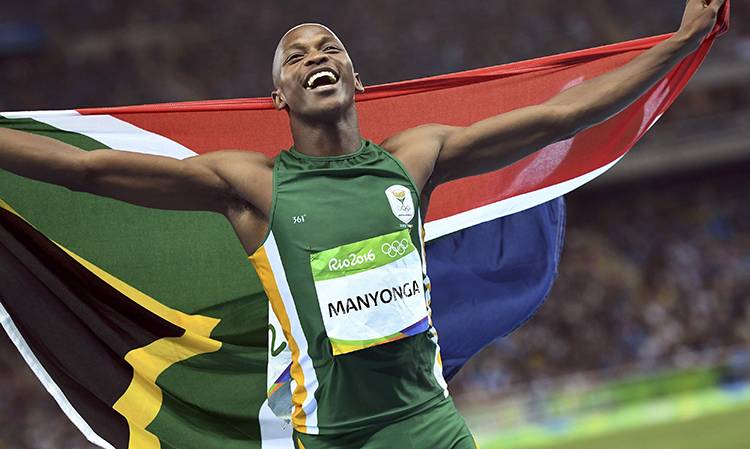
[249,139,450,435]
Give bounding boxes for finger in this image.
[710,0,727,11]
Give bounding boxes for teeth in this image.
[306,71,337,88]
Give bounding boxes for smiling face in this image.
[271,24,364,121]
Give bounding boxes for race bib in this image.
[310,229,430,356]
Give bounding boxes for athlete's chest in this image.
[272,172,419,253]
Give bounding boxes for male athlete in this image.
[0,1,725,447]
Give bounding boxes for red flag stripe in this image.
[73,4,728,224]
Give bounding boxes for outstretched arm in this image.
[0,127,267,214]
[427,0,725,185]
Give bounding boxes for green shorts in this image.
[293,397,479,449]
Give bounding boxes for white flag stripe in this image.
[424,155,624,242]
[0,302,116,449]
[2,111,197,160]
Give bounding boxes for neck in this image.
[289,106,362,156]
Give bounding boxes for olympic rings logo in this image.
[381,238,411,258]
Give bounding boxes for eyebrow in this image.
[282,35,338,57]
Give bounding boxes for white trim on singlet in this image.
[264,232,320,434]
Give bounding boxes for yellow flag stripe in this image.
[0,198,217,336]
[114,332,221,449]
[59,246,218,336]
[60,240,222,449]
[0,198,222,449]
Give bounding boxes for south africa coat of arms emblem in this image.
[384,185,415,224]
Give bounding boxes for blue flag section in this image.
[429,198,566,381]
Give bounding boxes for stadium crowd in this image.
[1,1,748,448]
[0,0,748,111]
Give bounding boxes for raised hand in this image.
[677,0,727,48]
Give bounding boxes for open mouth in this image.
[304,68,340,90]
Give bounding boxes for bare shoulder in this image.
[380,123,457,152]
[380,123,460,193]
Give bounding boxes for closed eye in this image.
[286,54,303,64]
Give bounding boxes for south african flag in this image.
[0,7,729,448]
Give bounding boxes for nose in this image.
[304,51,329,66]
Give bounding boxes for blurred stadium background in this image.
[1,1,748,448]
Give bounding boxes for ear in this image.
[354,73,365,93]
[271,88,288,110]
